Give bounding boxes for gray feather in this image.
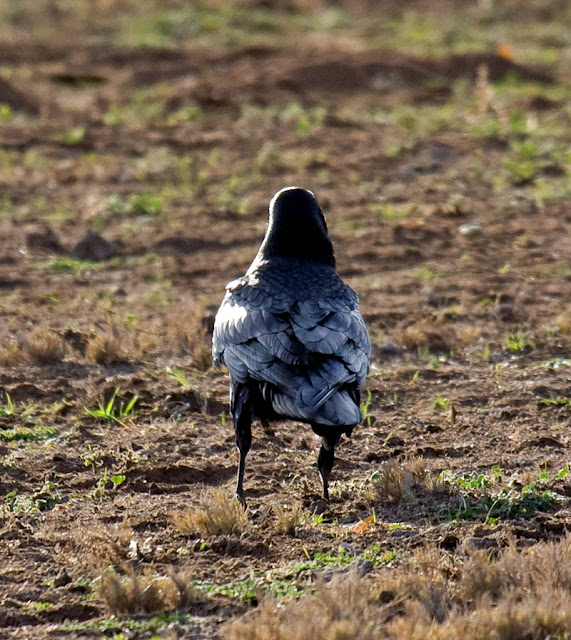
[212,256,370,427]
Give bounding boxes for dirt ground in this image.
[0,1,569,638]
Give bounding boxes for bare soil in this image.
[0,2,569,638]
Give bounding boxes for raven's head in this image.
[257,187,335,267]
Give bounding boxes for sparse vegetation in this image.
[25,327,66,364]
[505,328,527,353]
[171,488,248,537]
[371,458,449,504]
[225,536,571,640]
[98,567,197,615]
[0,341,24,367]
[85,332,123,364]
[272,501,305,536]
[0,1,569,637]
[84,388,138,425]
[0,425,59,443]
[130,193,163,216]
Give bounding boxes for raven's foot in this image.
[236,489,247,510]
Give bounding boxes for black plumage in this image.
[212,187,370,504]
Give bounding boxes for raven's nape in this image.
[258,187,335,268]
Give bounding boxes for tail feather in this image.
[270,387,361,427]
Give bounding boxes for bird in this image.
[212,187,370,506]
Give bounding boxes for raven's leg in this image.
[235,415,252,508]
[232,383,253,508]
[316,433,341,502]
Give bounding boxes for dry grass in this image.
[455,324,482,344]
[166,303,213,370]
[458,535,571,602]
[554,308,571,335]
[395,319,452,352]
[171,487,248,537]
[25,327,66,364]
[192,339,214,370]
[225,571,391,640]
[224,535,571,640]
[370,458,449,504]
[98,566,197,615]
[272,501,305,536]
[0,340,24,367]
[85,522,135,567]
[85,332,123,364]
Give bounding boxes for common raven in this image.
[213,187,370,505]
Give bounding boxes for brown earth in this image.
[0,3,570,638]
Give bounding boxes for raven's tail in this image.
[271,388,362,427]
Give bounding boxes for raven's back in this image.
[213,257,370,428]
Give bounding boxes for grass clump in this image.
[130,192,163,216]
[98,567,197,615]
[272,501,305,536]
[166,303,212,370]
[0,393,17,417]
[371,458,448,504]
[0,425,58,443]
[438,467,565,524]
[224,570,394,640]
[172,488,247,537]
[224,535,571,640]
[85,332,123,364]
[506,138,538,186]
[25,327,66,364]
[395,318,452,353]
[0,341,24,367]
[87,522,135,566]
[84,387,137,425]
[505,328,527,353]
[59,126,86,146]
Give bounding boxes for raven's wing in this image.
[213,275,370,426]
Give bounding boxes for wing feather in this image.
[213,271,370,426]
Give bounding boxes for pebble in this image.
[53,568,72,587]
[309,498,329,515]
[459,223,483,237]
[496,293,515,321]
[462,536,496,553]
[357,559,374,576]
[390,529,417,540]
[378,343,402,358]
[71,231,120,261]
[26,227,64,253]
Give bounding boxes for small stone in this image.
[459,223,483,237]
[71,231,119,261]
[53,569,72,587]
[26,227,64,253]
[390,529,417,539]
[496,293,515,321]
[309,498,329,515]
[426,290,441,307]
[378,343,402,358]
[462,536,496,553]
[357,559,374,576]
[439,534,459,550]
